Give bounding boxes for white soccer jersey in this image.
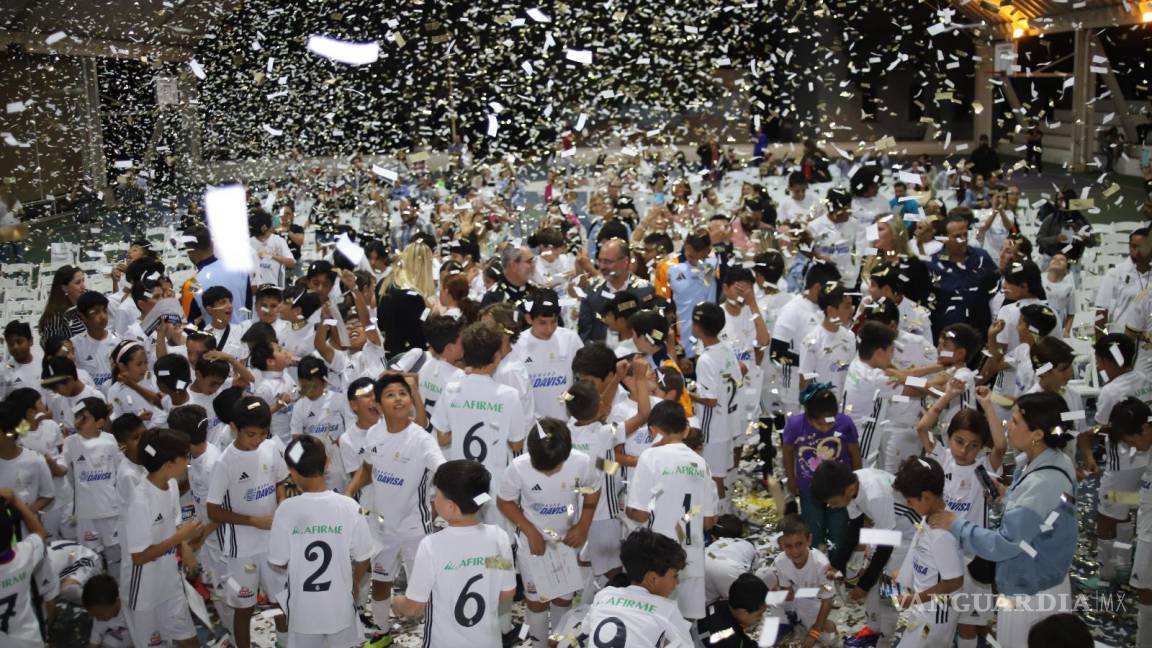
[843,358,895,466]
[62,432,121,519]
[89,607,132,647]
[405,524,517,648]
[894,330,936,372]
[0,448,53,508]
[0,534,45,644]
[498,451,598,537]
[798,324,855,394]
[48,384,105,436]
[895,525,964,605]
[267,490,375,635]
[695,342,740,454]
[251,234,293,287]
[896,298,933,339]
[807,215,860,287]
[115,460,146,509]
[432,373,527,489]
[279,321,316,362]
[206,439,288,558]
[251,369,297,442]
[569,420,624,520]
[185,382,229,432]
[418,356,465,422]
[39,540,101,602]
[511,327,583,420]
[326,343,389,395]
[719,305,758,366]
[1097,370,1152,472]
[107,379,166,428]
[72,330,120,396]
[1138,462,1152,543]
[617,396,663,464]
[496,356,535,422]
[625,443,716,578]
[120,478,184,611]
[928,445,998,529]
[362,421,445,536]
[847,468,918,575]
[771,547,835,622]
[290,390,348,490]
[585,585,695,648]
[17,420,68,521]
[206,322,248,362]
[0,350,44,401]
[935,366,976,432]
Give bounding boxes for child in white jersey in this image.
[890,456,965,648]
[119,428,202,648]
[344,373,442,644]
[61,397,122,578]
[689,302,740,501]
[392,460,518,646]
[432,322,527,516]
[249,208,296,288]
[719,268,770,453]
[82,574,135,648]
[625,400,718,621]
[42,355,105,437]
[73,290,121,396]
[417,315,465,423]
[290,356,347,491]
[339,377,379,494]
[9,388,70,538]
[766,515,838,646]
[1106,398,1152,648]
[843,322,924,471]
[510,290,583,419]
[0,320,43,399]
[915,387,1005,647]
[702,515,759,606]
[1083,334,1152,584]
[0,401,54,532]
[270,436,375,648]
[110,414,147,509]
[798,281,856,395]
[106,341,166,428]
[248,340,298,443]
[0,487,50,646]
[199,286,248,360]
[585,528,694,647]
[206,395,289,648]
[313,271,387,393]
[811,462,917,646]
[167,403,234,636]
[497,417,600,648]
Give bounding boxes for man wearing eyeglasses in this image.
[576,238,655,344]
[480,244,540,308]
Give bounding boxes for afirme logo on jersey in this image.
[453,399,505,412]
[660,464,707,478]
[442,556,486,571]
[244,483,276,501]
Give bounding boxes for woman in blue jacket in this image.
[929,391,1078,647]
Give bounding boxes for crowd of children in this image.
[1,154,1146,648]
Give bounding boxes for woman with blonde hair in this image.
[375,241,435,356]
[860,214,933,306]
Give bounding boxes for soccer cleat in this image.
[502,622,524,648]
[363,633,393,648]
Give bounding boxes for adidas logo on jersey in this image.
[239,471,251,481]
[308,411,316,417]
[75,455,86,462]
[154,512,164,523]
[524,356,534,363]
[85,355,93,361]
[531,484,543,491]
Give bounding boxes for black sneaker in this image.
[502,622,524,648]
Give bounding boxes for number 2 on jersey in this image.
[302,540,333,592]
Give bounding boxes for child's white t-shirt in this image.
[0,448,54,508]
[418,356,465,423]
[89,607,132,647]
[842,358,895,462]
[432,373,527,490]
[405,524,517,647]
[895,525,964,609]
[251,234,293,288]
[0,533,46,643]
[496,356,535,422]
[361,421,445,536]
[72,330,121,395]
[267,490,375,635]
[695,342,740,451]
[115,460,146,509]
[771,547,836,621]
[498,450,598,537]
[798,325,855,394]
[585,584,695,648]
[510,327,584,420]
[206,439,288,558]
[107,379,166,428]
[48,384,105,436]
[188,443,223,553]
[62,432,121,520]
[848,468,918,576]
[928,445,998,529]
[251,369,297,442]
[568,420,625,521]
[289,390,348,488]
[120,478,184,610]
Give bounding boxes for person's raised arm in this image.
[314,305,337,364]
[976,386,1007,471]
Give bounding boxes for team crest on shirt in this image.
[148,632,163,646]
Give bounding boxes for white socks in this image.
[956,636,978,648]
[1098,539,1116,580]
[371,598,392,633]
[1138,603,1152,648]
[550,602,569,633]
[499,598,513,633]
[526,608,549,648]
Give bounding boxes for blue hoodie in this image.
[949,448,1077,595]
